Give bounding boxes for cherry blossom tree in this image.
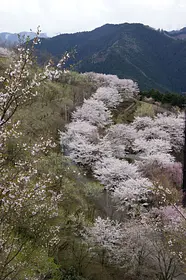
[93,157,139,190]
[132,116,154,130]
[61,131,113,167]
[136,126,170,141]
[132,113,184,152]
[128,114,184,173]
[104,124,137,158]
[133,138,172,156]
[83,216,124,265]
[112,178,153,208]
[72,98,113,128]
[135,153,175,177]
[83,215,181,279]
[61,120,99,144]
[0,131,63,279]
[92,86,122,108]
[154,113,184,152]
[61,121,101,165]
[0,34,71,279]
[62,132,99,165]
[83,72,139,98]
[0,36,69,127]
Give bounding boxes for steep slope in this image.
[36,23,186,92]
[167,27,186,40]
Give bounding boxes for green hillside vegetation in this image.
[36,23,186,93]
[14,74,95,141]
[0,53,135,279]
[1,46,186,280]
[2,73,174,279]
[140,89,186,108]
[0,53,99,279]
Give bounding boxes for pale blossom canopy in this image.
[72,98,113,128]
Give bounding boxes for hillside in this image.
[166,27,186,40]
[1,44,186,279]
[36,23,186,93]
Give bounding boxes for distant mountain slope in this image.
[36,23,186,92]
[166,27,186,40]
[0,32,48,46]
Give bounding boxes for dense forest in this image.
[140,89,186,108]
[35,23,186,93]
[1,35,186,280]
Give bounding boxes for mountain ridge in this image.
[166,27,186,40]
[8,23,186,93]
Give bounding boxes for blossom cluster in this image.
[60,74,153,207]
[61,72,184,212]
[60,72,186,273]
[0,37,69,279]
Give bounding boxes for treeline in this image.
[140,89,186,108]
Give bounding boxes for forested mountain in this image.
[36,23,186,93]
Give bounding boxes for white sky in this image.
[0,0,186,36]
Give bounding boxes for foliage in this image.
[134,102,155,117]
[60,267,87,280]
[140,89,186,108]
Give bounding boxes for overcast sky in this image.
[0,0,186,36]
